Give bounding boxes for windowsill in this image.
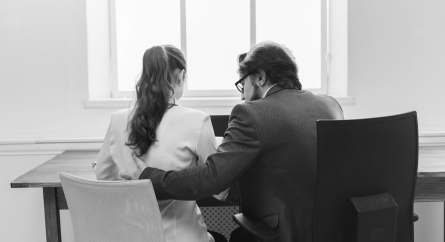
[84,95,355,108]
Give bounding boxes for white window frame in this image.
[108,0,328,99]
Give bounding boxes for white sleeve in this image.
[94,122,119,180]
[196,114,217,166]
[196,114,230,200]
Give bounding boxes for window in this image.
[109,0,327,98]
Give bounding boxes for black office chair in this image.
[210,115,230,137]
[232,112,419,242]
[313,111,419,242]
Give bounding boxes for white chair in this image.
[59,172,165,242]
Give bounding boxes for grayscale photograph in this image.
[1,0,444,241]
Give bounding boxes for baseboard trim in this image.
[0,138,102,156]
[0,131,443,156]
[1,150,64,156]
[419,131,445,147]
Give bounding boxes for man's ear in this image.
[257,69,267,87]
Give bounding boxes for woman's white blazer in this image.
[95,105,218,242]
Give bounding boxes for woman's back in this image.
[95,105,217,242]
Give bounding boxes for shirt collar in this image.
[262,84,278,98]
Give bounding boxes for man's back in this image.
[138,87,343,242]
[231,87,343,241]
[134,40,344,242]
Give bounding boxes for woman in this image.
[95,45,227,242]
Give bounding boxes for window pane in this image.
[115,0,181,91]
[186,0,250,90]
[257,0,321,89]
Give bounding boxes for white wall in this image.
[1,0,444,139]
[0,154,74,242]
[0,0,119,139]
[1,0,445,241]
[414,202,444,242]
[345,0,445,130]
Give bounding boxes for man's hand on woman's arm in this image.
[120,153,148,180]
[135,104,261,201]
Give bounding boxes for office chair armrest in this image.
[232,213,279,242]
[413,213,419,222]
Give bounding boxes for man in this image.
[127,41,344,242]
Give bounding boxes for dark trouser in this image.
[229,227,256,242]
[208,230,228,242]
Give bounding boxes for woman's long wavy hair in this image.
[126,45,186,157]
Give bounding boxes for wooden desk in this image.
[11,150,445,242]
[10,151,238,242]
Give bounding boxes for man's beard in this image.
[250,82,262,101]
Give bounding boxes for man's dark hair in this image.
[238,41,302,90]
[238,53,247,63]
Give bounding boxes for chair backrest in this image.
[59,172,165,242]
[210,115,230,137]
[313,111,418,242]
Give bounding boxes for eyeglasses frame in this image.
[235,69,258,93]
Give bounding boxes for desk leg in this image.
[43,187,61,242]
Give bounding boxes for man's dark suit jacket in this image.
[140,86,344,242]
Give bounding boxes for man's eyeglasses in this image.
[235,70,257,93]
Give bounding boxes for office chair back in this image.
[59,172,165,242]
[313,111,418,242]
[210,115,230,137]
